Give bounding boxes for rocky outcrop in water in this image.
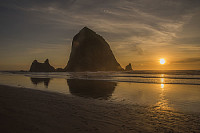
[65,27,123,72]
[29,59,55,72]
[125,63,133,71]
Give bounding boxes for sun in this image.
[160,58,165,64]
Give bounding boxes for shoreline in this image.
[0,85,200,132]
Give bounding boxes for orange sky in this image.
[0,0,200,70]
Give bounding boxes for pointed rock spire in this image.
[65,27,123,71]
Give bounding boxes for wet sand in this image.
[0,85,200,133]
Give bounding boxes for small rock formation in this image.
[65,27,123,72]
[29,59,55,72]
[125,63,133,71]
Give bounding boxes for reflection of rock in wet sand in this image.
[67,79,117,99]
[30,78,51,88]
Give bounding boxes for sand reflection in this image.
[156,78,172,111]
[161,84,164,89]
[31,78,51,88]
[160,76,165,90]
[67,79,117,99]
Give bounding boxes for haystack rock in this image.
[65,27,123,71]
[125,63,133,71]
[29,59,55,72]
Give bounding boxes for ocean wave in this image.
[68,77,200,85]
[106,75,200,80]
[1,71,200,86]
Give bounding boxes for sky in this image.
[0,0,200,70]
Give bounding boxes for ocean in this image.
[0,70,200,112]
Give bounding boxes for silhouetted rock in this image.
[65,27,123,72]
[29,59,55,72]
[125,63,133,71]
[67,79,117,99]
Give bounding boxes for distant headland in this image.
[30,27,133,72]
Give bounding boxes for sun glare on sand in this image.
[160,59,166,65]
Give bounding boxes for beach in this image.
[1,0,200,132]
[0,84,200,133]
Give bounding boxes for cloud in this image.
[1,0,200,69]
[172,58,200,64]
[173,37,200,45]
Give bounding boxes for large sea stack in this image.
[65,27,123,72]
[29,59,55,72]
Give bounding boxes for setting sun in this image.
[160,59,166,64]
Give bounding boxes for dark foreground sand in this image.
[0,85,200,133]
